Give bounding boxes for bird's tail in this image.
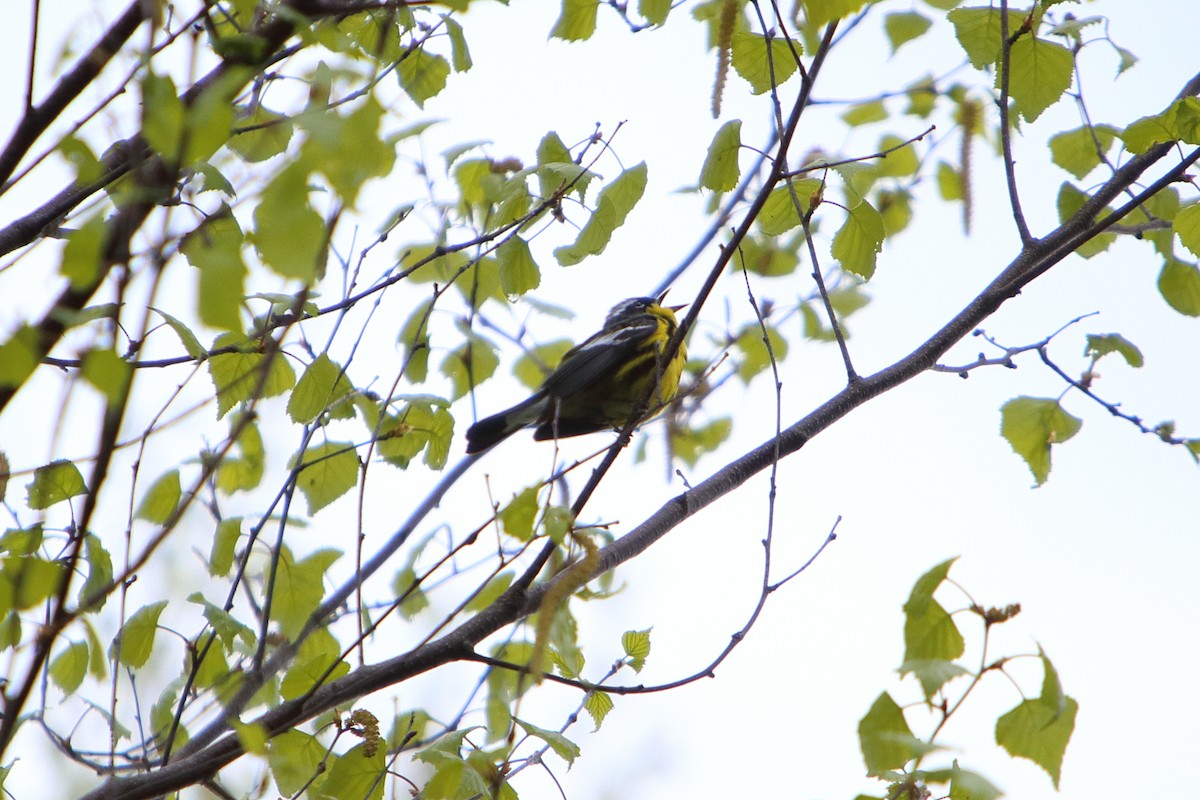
[465,394,546,454]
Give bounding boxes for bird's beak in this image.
[657,290,687,313]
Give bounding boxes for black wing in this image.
[539,319,657,399]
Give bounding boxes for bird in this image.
[465,293,687,454]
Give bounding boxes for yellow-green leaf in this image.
[497,236,540,297]
[832,198,885,279]
[1003,36,1074,123]
[554,163,648,266]
[135,469,182,525]
[26,460,88,510]
[184,212,248,332]
[1158,258,1200,316]
[50,640,90,694]
[398,49,450,108]
[252,162,325,281]
[1174,202,1200,258]
[730,31,799,95]
[288,354,356,424]
[112,601,169,668]
[884,11,932,54]
[292,441,359,514]
[551,0,599,41]
[699,120,742,192]
[1000,396,1083,485]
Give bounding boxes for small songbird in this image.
[465,293,687,454]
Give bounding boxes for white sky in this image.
[0,2,1198,799]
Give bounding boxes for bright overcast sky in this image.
[0,2,1197,799]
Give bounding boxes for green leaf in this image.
[60,215,107,289]
[832,198,885,279]
[900,659,970,699]
[50,640,90,694]
[151,308,207,360]
[207,333,297,418]
[184,212,248,332]
[554,162,648,266]
[730,31,799,95]
[1122,97,1200,153]
[515,717,581,765]
[441,335,500,399]
[1000,397,1083,485]
[857,692,929,776]
[670,416,732,468]
[81,348,131,404]
[392,566,430,619]
[1084,333,1144,367]
[1049,125,1118,180]
[182,73,237,163]
[497,236,540,297]
[397,298,434,383]
[313,742,385,800]
[280,651,351,700]
[0,325,41,390]
[1174,202,1200,258]
[1004,36,1074,123]
[78,533,114,611]
[189,592,256,651]
[584,689,614,731]
[699,120,742,192]
[252,161,326,281]
[268,730,328,797]
[1055,182,1114,258]
[734,235,799,277]
[948,7,1023,69]
[377,398,454,470]
[273,548,341,639]
[444,17,473,72]
[871,137,919,179]
[639,0,672,26]
[209,518,241,577]
[621,628,652,672]
[142,72,186,160]
[229,106,293,163]
[499,486,540,541]
[884,11,932,54]
[288,354,355,424]
[1158,259,1200,316]
[135,469,182,525]
[757,179,822,236]
[26,460,88,510]
[3,555,66,610]
[803,0,869,27]
[465,571,513,613]
[948,760,1003,800]
[995,652,1077,788]
[733,324,788,383]
[302,95,395,207]
[292,441,359,514]
[551,0,599,41]
[398,48,450,108]
[58,135,104,183]
[902,559,965,697]
[112,601,169,668]
[231,720,268,756]
[216,414,265,493]
[513,339,572,390]
[841,100,887,127]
